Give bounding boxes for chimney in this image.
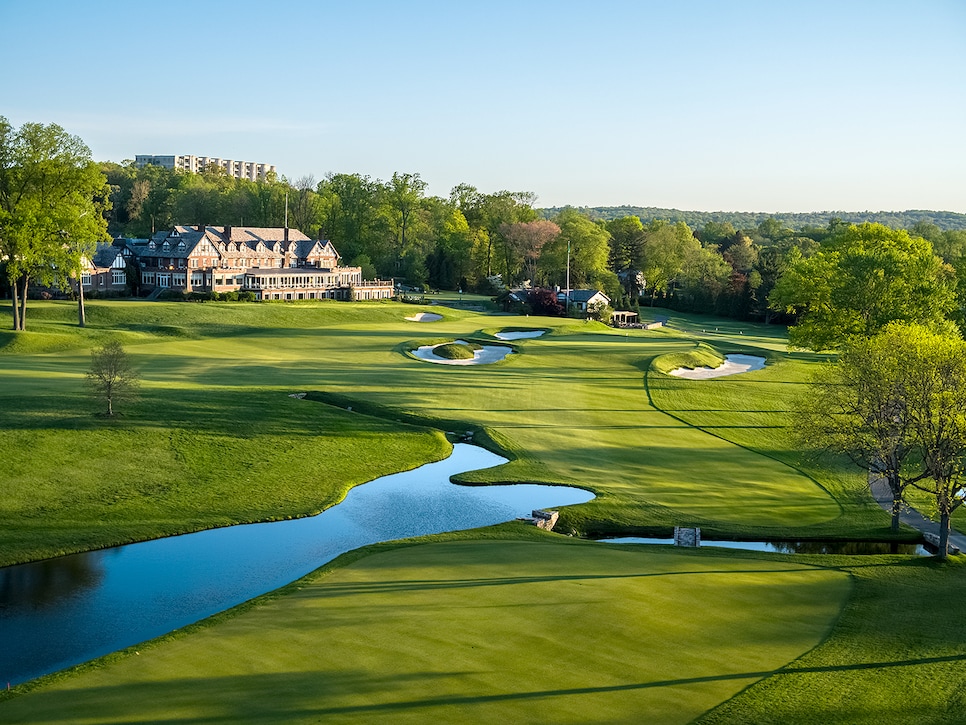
[224,225,232,240]
[283,227,289,243]
[197,223,204,233]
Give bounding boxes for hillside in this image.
[539,206,966,231]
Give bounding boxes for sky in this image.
[2,0,964,212]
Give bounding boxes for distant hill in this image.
[539,206,966,232]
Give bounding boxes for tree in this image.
[605,215,646,274]
[499,220,560,285]
[797,323,966,557]
[769,223,957,351]
[797,325,926,531]
[540,208,611,291]
[0,118,111,330]
[86,340,140,416]
[640,221,701,305]
[900,327,966,558]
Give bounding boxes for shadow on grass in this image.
[9,651,965,723]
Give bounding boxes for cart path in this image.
[869,475,966,553]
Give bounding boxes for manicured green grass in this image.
[698,555,966,724]
[2,300,963,721]
[0,532,851,725]
[433,341,478,359]
[0,299,892,564]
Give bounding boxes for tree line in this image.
[546,206,966,233]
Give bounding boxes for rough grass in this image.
[0,532,851,725]
[697,555,966,724]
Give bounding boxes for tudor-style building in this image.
[116,225,394,300]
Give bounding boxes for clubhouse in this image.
[98,225,394,301]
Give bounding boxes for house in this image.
[117,225,394,300]
[81,241,132,294]
[558,289,610,313]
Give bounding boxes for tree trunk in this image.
[887,471,902,533]
[77,275,86,327]
[18,275,28,331]
[10,276,20,331]
[891,493,902,532]
[938,510,950,560]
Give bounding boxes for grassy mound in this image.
[651,342,724,374]
[433,342,477,360]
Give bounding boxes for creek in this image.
[0,444,593,686]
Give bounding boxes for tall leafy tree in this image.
[499,220,560,286]
[769,223,956,351]
[541,208,613,294]
[605,215,646,274]
[0,118,110,330]
[640,221,701,305]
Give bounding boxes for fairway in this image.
[0,300,885,566]
[0,538,850,725]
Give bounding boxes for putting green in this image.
[0,539,850,725]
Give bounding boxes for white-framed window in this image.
[81,272,91,286]
[112,270,126,285]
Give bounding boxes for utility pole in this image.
[566,239,571,314]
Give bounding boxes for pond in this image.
[0,444,593,686]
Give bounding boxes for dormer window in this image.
[178,241,186,250]
[148,241,156,250]
[162,242,170,251]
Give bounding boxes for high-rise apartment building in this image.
[135,155,277,181]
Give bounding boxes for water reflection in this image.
[0,553,105,611]
[0,444,593,687]
[600,537,927,556]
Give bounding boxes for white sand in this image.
[405,312,443,322]
[669,354,766,379]
[412,340,514,365]
[494,330,546,341]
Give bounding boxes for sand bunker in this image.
[405,312,443,322]
[669,354,766,379]
[494,330,546,341]
[412,340,513,365]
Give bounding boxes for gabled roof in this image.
[563,289,610,304]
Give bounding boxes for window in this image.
[81,272,91,286]
[112,270,126,285]
[190,259,198,268]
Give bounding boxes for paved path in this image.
[869,476,966,554]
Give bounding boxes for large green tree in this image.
[540,208,614,295]
[0,118,110,330]
[797,324,928,531]
[769,223,956,351]
[640,221,701,305]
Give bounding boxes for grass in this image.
[0,299,896,565]
[0,530,852,725]
[433,341,478,359]
[1,299,964,721]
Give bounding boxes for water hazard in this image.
[0,444,593,686]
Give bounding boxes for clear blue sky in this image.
[3,0,964,212]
